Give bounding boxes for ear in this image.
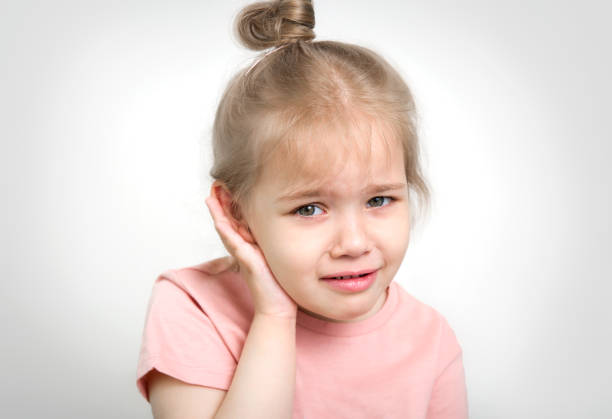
[210,181,256,244]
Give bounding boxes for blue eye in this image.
[367,196,392,208]
[295,204,324,217]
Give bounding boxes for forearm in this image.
[213,314,297,419]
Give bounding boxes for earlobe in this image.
[210,182,256,244]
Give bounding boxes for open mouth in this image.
[321,270,377,280]
[320,270,378,292]
[324,273,371,280]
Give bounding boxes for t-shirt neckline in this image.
[296,281,399,337]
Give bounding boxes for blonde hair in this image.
[211,0,430,220]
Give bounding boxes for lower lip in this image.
[321,271,377,292]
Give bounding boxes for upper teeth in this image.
[335,275,360,279]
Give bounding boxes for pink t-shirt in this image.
[136,257,468,418]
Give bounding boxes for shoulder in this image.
[149,256,250,310]
[392,283,462,354]
[137,257,253,400]
[187,255,239,276]
[393,283,464,381]
[153,256,238,289]
[143,256,255,347]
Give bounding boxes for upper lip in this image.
[321,269,378,279]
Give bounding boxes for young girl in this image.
[136,1,468,418]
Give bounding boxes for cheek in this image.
[374,211,411,257]
[258,225,325,280]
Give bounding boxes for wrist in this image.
[253,311,298,323]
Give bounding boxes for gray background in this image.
[1,0,611,418]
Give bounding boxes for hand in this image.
[205,186,298,319]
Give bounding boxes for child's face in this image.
[242,132,411,323]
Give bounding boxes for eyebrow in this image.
[276,182,408,203]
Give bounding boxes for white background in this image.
[1,0,611,417]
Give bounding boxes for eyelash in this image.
[293,196,395,217]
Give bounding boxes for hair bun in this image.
[235,0,315,50]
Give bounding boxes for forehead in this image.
[256,112,406,195]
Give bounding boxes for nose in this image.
[329,212,372,258]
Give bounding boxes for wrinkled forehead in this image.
[257,110,404,193]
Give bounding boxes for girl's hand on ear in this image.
[205,192,298,320]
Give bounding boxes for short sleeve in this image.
[426,318,469,419]
[136,273,237,401]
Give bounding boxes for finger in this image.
[204,194,265,272]
[205,195,236,233]
[205,196,236,244]
[205,196,252,258]
[206,204,240,254]
[205,195,226,224]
